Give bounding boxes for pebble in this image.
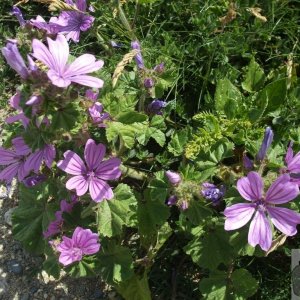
[7,259,23,275]
[20,293,30,300]
[29,285,39,295]
[0,278,8,295]
[4,207,17,226]
[0,185,8,199]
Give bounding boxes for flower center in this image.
[255,199,267,211]
[71,247,83,261]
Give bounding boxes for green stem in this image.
[120,165,148,181]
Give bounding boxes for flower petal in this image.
[64,54,103,77]
[96,158,121,181]
[66,175,88,196]
[288,152,300,173]
[267,206,300,236]
[47,35,69,74]
[0,163,20,183]
[0,148,18,165]
[84,139,106,170]
[57,150,86,175]
[32,38,56,70]
[47,69,71,87]
[248,210,272,251]
[25,150,44,173]
[69,75,104,88]
[265,174,299,204]
[237,171,263,201]
[224,203,255,230]
[89,177,113,202]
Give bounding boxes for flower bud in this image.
[243,155,253,170]
[154,62,164,73]
[202,183,225,205]
[165,170,181,185]
[144,78,154,88]
[147,99,167,115]
[167,195,178,206]
[256,127,274,161]
[180,200,189,211]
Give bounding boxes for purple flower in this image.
[180,200,189,211]
[202,183,225,205]
[167,195,178,206]
[55,227,100,266]
[53,0,95,42]
[0,137,31,183]
[131,40,144,69]
[256,127,274,161]
[32,34,104,88]
[6,92,30,127]
[165,171,181,186]
[11,6,26,26]
[25,144,56,173]
[154,62,164,73]
[110,41,123,48]
[23,174,47,187]
[30,15,64,34]
[1,41,29,79]
[224,172,300,251]
[57,139,121,202]
[147,99,167,115]
[43,196,78,238]
[284,142,300,174]
[144,78,154,88]
[89,102,111,127]
[85,89,99,102]
[243,154,253,170]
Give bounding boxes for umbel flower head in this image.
[55,227,100,266]
[57,139,121,202]
[32,34,104,88]
[224,172,300,251]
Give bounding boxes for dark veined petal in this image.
[96,158,121,181]
[237,171,263,201]
[248,210,272,251]
[84,139,106,170]
[57,150,86,175]
[89,177,113,202]
[265,174,299,204]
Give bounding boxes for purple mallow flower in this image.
[11,6,26,27]
[256,127,274,161]
[154,62,164,73]
[32,34,104,88]
[25,144,55,173]
[144,78,154,88]
[0,137,31,183]
[131,40,144,69]
[55,227,100,266]
[224,171,300,251]
[23,174,47,187]
[1,40,29,79]
[284,142,300,174]
[6,92,30,128]
[54,0,95,43]
[167,195,178,206]
[57,139,121,202]
[30,15,64,34]
[165,171,181,186]
[202,183,225,205]
[85,89,99,102]
[89,102,111,127]
[243,154,253,170]
[44,196,78,238]
[147,99,167,115]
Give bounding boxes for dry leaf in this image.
[15,0,81,12]
[219,2,237,26]
[265,234,287,256]
[112,49,138,88]
[247,7,267,22]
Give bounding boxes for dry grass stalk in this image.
[219,2,237,27]
[112,49,138,88]
[15,0,81,12]
[247,7,267,22]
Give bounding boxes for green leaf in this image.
[242,58,265,92]
[51,103,80,131]
[199,271,227,300]
[182,201,212,225]
[96,184,137,237]
[229,228,255,256]
[214,79,243,119]
[258,78,287,113]
[68,256,96,277]
[117,111,148,124]
[43,246,60,279]
[184,226,233,269]
[168,129,189,156]
[148,178,169,202]
[231,269,258,299]
[137,193,170,235]
[209,139,234,163]
[97,241,134,285]
[12,183,57,254]
[106,121,146,148]
[116,273,152,300]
